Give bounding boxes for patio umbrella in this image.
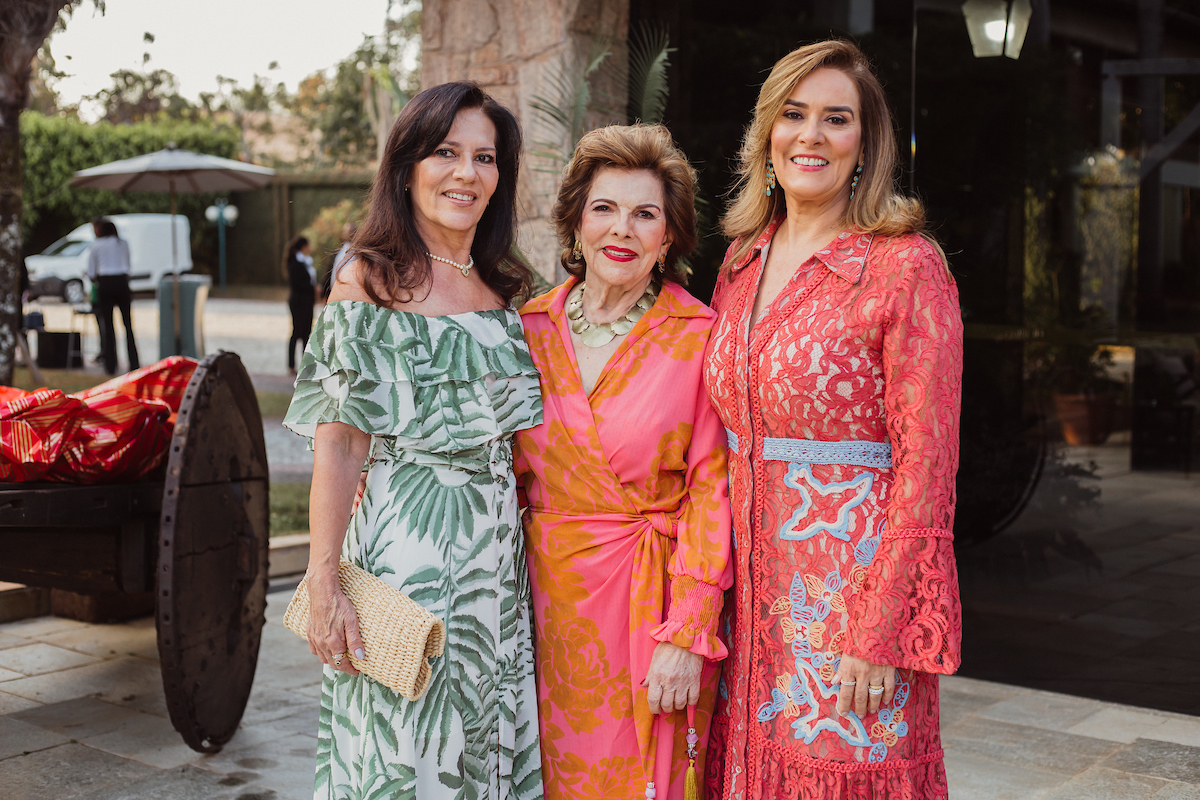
[71,144,276,352]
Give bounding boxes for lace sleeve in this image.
[650,372,734,660]
[844,240,964,674]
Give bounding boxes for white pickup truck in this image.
[26,214,193,304]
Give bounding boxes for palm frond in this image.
[627,23,674,124]
[529,41,613,168]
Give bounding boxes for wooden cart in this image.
[0,351,270,753]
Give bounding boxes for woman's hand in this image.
[307,421,372,676]
[305,569,366,677]
[643,642,703,715]
[835,653,895,718]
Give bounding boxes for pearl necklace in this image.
[566,279,660,348]
[426,251,474,277]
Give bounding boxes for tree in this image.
[86,32,198,124]
[293,0,419,167]
[0,0,101,385]
[27,40,67,116]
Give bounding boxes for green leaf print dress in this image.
[283,301,545,800]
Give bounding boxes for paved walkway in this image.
[2,593,1200,799]
[28,296,302,378]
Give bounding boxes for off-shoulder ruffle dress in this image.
[703,222,964,800]
[283,301,545,800]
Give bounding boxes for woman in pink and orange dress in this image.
[514,124,733,800]
[703,40,964,799]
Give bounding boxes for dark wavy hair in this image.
[351,81,531,305]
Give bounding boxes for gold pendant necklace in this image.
[426,252,474,277]
[566,279,660,348]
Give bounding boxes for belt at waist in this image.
[725,428,892,470]
[371,436,513,480]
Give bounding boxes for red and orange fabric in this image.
[0,356,197,483]
[702,219,963,800]
[513,279,734,800]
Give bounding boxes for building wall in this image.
[421,0,630,284]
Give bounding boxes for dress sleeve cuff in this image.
[650,576,728,660]
[843,528,961,674]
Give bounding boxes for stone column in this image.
[422,0,629,285]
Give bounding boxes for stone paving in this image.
[2,593,1200,800]
[0,595,320,800]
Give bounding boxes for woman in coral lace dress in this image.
[513,124,733,800]
[702,40,963,799]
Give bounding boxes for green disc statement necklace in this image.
[566,279,660,348]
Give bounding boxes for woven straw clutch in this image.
[283,559,446,700]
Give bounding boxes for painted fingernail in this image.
[354,648,365,659]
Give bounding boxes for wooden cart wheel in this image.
[157,351,270,753]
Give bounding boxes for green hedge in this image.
[20,112,242,265]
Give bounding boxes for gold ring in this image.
[333,653,344,667]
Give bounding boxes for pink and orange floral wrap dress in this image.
[513,279,734,800]
[703,220,963,800]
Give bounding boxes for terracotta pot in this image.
[1053,393,1116,446]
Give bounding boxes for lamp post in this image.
[204,200,239,290]
[910,0,1034,189]
[961,0,1033,60]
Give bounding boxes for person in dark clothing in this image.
[88,218,140,375]
[285,235,317,373]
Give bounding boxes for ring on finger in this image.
[333,653,345,667]
[867,685,884,696]
[840,679,856,686]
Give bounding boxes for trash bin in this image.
[36,331,83,369]
[157,274,210,360]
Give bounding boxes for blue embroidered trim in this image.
[779,464,874,542]
[762,437,892,470]
[724,431,889,469]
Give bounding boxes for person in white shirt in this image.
[87,218,140,375]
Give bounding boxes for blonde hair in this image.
[722,39,940,269]
[552,124,698,284]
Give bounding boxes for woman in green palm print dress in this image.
[283,82,544,800]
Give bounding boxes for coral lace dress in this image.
[702,220,963,799]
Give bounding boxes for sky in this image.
[50,0,393,118]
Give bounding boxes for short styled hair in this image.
[552,124,698,284]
